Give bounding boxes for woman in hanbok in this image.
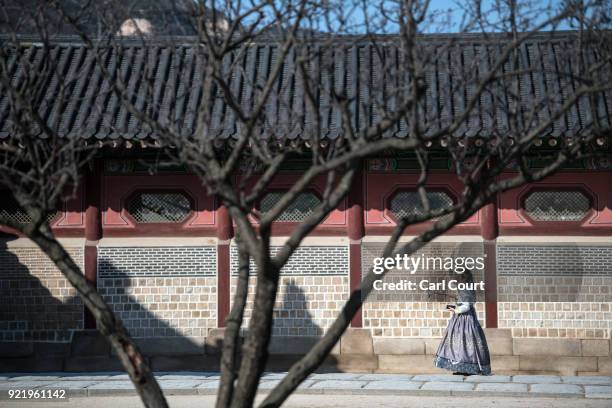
[434,270,491,375]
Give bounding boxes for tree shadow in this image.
[91,257,221,362]
[0,235,223,371]
[0,235,82,345]
[264,278,341,372]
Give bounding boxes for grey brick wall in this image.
[229,245,349,336]
[498,245,612,275]
[361,242,486,302]
[0,246,84,342]
[230,246,348,275]
[99,246,216,277]
[98,276,217,338]
[97,246,218,338]
[361,242,486,337]
[231,275,349,336]
[497,244,612,338]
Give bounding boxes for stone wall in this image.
[345,328,612,376]
[230,275,349,336]
[97,245,217,340]
[361,239,486,337]
[497,242,612,339]
[0,241,83,342]
[363,301,486,337]
[230,244,350,336]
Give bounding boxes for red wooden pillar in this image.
[84,159,102,329]
[217,204,233,327]
[347,168,365,327]
[481,193,499,329]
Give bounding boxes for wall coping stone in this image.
[98,237,217,247]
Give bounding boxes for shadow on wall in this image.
[265,278,340,373]
[92,258,216,357]
[1,236,344,372]
[0,235,218,370]
[0,235,82,345]
[275,279,323,337]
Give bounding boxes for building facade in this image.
[1,32,612,374]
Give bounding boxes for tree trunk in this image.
[27,228,169,408]
[216,244,250,408]
[230,259,279,408]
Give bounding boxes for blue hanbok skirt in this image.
[434,307,491,375]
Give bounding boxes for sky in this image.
[308,0,584,33]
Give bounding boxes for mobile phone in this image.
[445,304,456,309]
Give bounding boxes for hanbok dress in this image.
[434,287,491,375]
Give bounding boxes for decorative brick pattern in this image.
[230,275,349,336]
[98,276,217,338]
[498,302,612,339]
[498,245,612,275]
[0,246,84,342]
[99,247,216,277]
[230,246,348,275]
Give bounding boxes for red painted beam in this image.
[83,160,102,329]
[347,168,365,328]
[217,204,233,327]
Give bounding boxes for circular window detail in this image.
[260,191,321,222]
[127,192,192,223]
[524,190,590,222]
[390,190,454,220]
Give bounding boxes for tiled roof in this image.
[0,32,610,141]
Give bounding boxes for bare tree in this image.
[0,1,170,406]
[0,1,610,408]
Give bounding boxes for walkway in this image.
[1,372,612,400]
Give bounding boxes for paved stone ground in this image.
[1,372,611,400]
[2,395,612,408]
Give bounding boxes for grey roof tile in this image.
[0,33,610,141]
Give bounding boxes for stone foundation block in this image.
[598,357,612,374]
[65,356,125,372]
[377,355,440,374]
[70,330,110,357]
[0,342,34,358]
[581,340,610,357]
[333,354,378,372]
[484,329,513,355]
[340,329,373,355]
[34,342,71,356]
[151,355,220,371]
[425,338,442,355]
[490,355,520,373]
[205,329,226,354]
[519,356,597,376]
[373,338,425,355]
[0,357,64,372]
[513,338,581,356]
[269,336,316,354]
[137,337,205,356]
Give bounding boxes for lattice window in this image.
[390,190,454,220]
[0,195,59,225]
[260,191,321,222]
[524,190,590,221]
[127,192,192,223]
